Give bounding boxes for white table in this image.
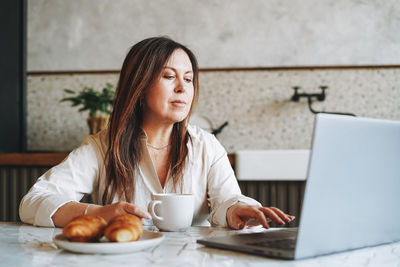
[1,222,399,267]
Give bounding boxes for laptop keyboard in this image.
[250,239,296,250]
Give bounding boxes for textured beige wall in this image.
[26,0,400,152]
[28,0,400,70]
[27,68,400,152]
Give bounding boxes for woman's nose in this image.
[174,78,185,93]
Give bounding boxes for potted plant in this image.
[61,83,115,134]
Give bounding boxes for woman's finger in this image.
[232,217,247,230]
[259,207,285,225]
[238,206,271,229]
[269,207,292,223]
[229,205,268,229]
[228,210,247,230]
[247,218,261,226]
[123,203,151,219]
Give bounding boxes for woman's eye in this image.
[185,78,193,83]
[164,75,175,79]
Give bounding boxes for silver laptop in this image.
[197,114,400,260]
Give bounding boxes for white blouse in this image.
[19,125,259,227]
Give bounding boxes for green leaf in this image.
[61,83,115,114]
[63,89,76,94]
[60,97,82,104]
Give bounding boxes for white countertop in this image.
[1,222,400,267]
[235,150,310,181]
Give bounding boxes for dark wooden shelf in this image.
[0,153,69,166]
[0,153,235,167]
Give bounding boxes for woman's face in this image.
[143,49,194,126]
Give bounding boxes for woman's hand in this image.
[226,203,295,230]
[89,201,151,222]
[52,201,151,227]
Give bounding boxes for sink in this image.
[235,150,310,181]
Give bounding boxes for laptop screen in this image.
[295,114,400,259]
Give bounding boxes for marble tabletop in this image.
[1,222,400,267]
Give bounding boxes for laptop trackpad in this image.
[241,228,298,250]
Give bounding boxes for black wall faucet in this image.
[291,86,355,116]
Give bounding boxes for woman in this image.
[20,37,293,229]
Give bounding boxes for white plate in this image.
[53,230,164,254]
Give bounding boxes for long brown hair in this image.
[102,37,199,204]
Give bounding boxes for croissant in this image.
[62,215,107,242]
[104,214,143,242]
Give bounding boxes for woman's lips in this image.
[171,100,186,107]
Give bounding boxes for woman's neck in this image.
[142,123,173,148]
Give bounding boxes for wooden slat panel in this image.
[238,181,247,195]
[1,162,305,224]
[269,182,277,207]
[239,180,305,227]
[0,168,7,221]
[19,168,30,222]
[246,181,258,200]
[258,182,269,206]
[10,168,18,221]
[0,166,51,222]
[288,182,299,216]
[277,182,287,212]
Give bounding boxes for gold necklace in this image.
[146,142,171,150]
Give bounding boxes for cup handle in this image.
[148,200,163,221]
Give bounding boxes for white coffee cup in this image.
[148,193,194,232]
